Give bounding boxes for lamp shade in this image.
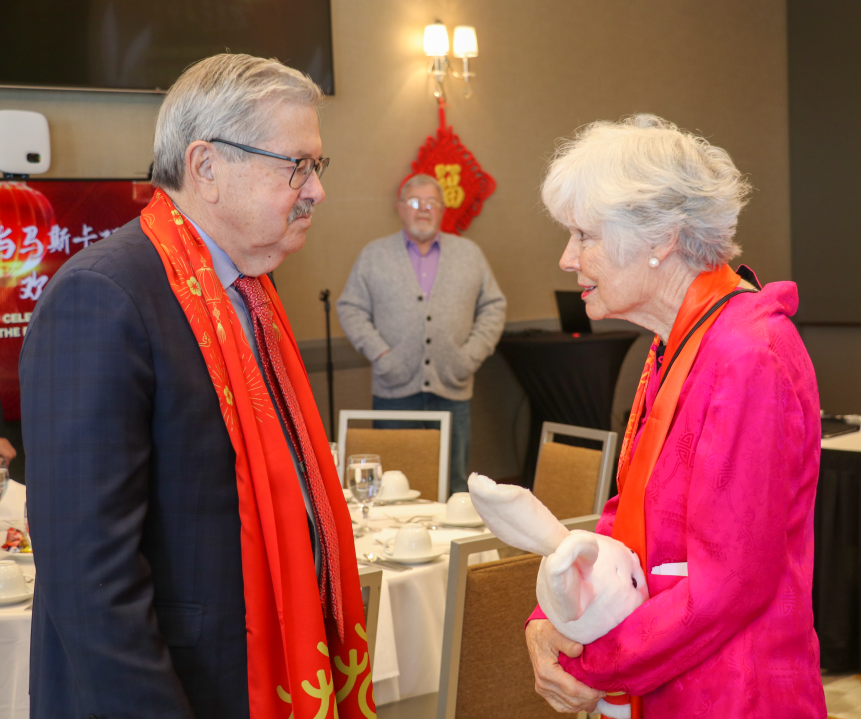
[453,26,478,58]
[424,23,449,56]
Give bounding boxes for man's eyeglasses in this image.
[401,197,444,211]
[209,138,330,189]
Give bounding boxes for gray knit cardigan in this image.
[336,232,506,401]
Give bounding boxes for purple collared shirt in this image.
[404,230,441,298]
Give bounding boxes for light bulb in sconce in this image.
[423,22,478,100]
[424,22,449,57]
[453,26,478,58]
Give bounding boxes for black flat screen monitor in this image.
[555,290,592,335]
[0,0,334,94]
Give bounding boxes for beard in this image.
[288,198,315,223]
[406,220,438,242]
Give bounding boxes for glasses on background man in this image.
[400,197,443,211]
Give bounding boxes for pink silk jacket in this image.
[536,281,827,717]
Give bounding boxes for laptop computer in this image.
[821,417,861,439]
[555,290,592,335]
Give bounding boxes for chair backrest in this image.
[437,515,601,719]
[533,421,618,517]
[337,410,452,503]
[357,565,383,670]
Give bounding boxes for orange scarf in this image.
[141,191,375,719]
[610,264,747,719]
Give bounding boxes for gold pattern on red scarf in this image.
[234,275,345,640]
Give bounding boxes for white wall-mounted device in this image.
[0,110,51,177]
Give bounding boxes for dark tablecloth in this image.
[813,445,861,671]
[498,331,639,486]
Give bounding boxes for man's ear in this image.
[185,141,219,204]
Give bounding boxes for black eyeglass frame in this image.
[209,138,329,189]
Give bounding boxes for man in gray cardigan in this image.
[337,174,506,495]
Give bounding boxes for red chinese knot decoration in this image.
[402,104,496,235]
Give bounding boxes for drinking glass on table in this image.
[347,454,382,537]
[0,458,7,500]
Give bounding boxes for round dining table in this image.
[0,487,495,717]
[348,496,498,706]
[0,568,32,719]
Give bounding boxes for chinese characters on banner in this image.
[0,180,155,419]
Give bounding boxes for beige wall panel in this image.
[0,88,160,179]
[0,0,793,479]
[0,0,789,341]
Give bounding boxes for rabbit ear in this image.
[468,473,569,556]
[543,531,599,622]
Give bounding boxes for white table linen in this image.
[821,428,861,452]
[0,492,498,716]
[0,480,31,719]
[0,598,31,719]
[350,500,497,705]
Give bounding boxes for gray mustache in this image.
[288,199,315,223]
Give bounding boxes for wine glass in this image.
[0,458,7,502]
[347,454,382,537]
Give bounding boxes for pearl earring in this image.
[648,257,660,269]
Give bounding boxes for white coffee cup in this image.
[0,560,28,599]
[446,492,481,525]
[388,523,433,558]
[380,470,410,499]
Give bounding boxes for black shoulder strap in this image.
[658,288,758,391]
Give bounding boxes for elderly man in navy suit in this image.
[20,54,370,719]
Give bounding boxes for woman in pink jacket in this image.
[526,115,826,718]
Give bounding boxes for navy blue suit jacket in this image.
[20,219,249,718]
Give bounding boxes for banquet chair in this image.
[357,565,383,669]
[338,410,452,502]
[437,514,601,719]
[533,422,618,519]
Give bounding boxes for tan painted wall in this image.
[0,0,790,342]
[0,0,792,480]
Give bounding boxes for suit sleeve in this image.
[20,269,196,718]
[560,346,803,695]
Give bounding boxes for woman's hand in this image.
[525,619,605,713]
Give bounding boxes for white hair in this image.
[400,174,444,202]
[541,114,751,272]
[152,53,324,191]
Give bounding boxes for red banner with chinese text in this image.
[0,180,155,419]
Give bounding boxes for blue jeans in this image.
[372,393,470,496]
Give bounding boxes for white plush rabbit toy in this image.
[467,473,649,719]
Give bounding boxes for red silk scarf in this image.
[141,190,375,719]
[609,264,743,719]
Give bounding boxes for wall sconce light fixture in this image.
[424,21,478,99]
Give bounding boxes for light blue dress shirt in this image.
[185,216,321,579]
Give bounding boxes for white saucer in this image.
[2,550,34,564]
[382,546,445,564]
[0,584,33,606]
[440,517,484,528]
[378,489,421,503]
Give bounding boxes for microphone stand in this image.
[319,289,335,441]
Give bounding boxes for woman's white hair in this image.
[152,53,324,191]
[541,114,751,272]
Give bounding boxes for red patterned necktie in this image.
[233,275,344,640]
